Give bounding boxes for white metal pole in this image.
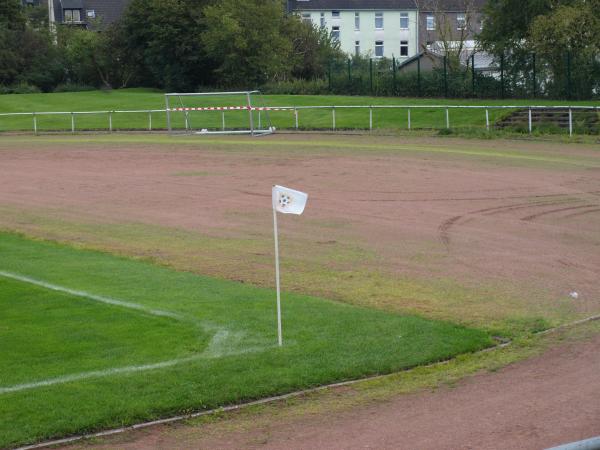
[148,111,152,131]
[369,107,373,131]
[272,204,282,347]
[71,113,75,133]
[332,107,336,131]
[109,112,112,132]
[568,108,573,137]
[408,108,411,130]
[33,113,37,135]
[485,109,489,131]
[247,93,254,136]
[258,110,262,130]
[166,96,172,133]
[222,111,225,131]
[529,108,532,134]
[446,108,450,129]
[294,108,299,129]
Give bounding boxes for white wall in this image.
[299,10,418,60]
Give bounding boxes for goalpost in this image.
[165,91,275,136]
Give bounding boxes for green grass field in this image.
[0,232,491,448]
[0,88,597,133]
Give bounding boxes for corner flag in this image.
[272,185,308,346]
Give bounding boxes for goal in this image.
[165,91,274,136]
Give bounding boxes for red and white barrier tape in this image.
[169,106,288,112]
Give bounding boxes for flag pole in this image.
[273,200,283,346]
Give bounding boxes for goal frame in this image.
[165,90,274,136]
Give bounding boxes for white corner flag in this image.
[272,185,308,346]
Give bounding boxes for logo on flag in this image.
[272,185,308,215]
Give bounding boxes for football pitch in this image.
[0,233,490,447]
[0,133,599,447]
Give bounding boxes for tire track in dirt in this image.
[521,204,599,222]
[560,207,600,220]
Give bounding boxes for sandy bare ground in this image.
[0,134,599,448]
[64,330,600,450]
[0,134,598,328]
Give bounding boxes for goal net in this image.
[165,91,274,136]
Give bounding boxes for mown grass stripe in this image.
[0,270,186,322]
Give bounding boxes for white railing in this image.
[0,105,598,137]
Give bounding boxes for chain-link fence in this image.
[324,52,600,100]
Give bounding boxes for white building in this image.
[289,1,420,61]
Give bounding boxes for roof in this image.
[84,0,131,25]
[60,0,83,9]
[289,0,418,10]
[289,0,486,11]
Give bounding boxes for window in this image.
[301,13,311,24]
[457,14,466,30]
[400,40,409,56]
[400,13,409,29]
[354,12,360,30]
[86,9,95,18]
[332,10,340,18]
[320,12,325,27]
[375,40,384,57]
[375,12,383,29]
[332,26,340,41]
[355,41,360,56]
[426,15,435,30]
[63,9,81,22]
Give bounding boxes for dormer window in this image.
[63,8,81,22]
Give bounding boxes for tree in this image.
[201,0,290,87]
[529,0,600,97]
[283,17,341,80]
[478,0,551,55]
[0,0,62,90]
[120,0,213,90]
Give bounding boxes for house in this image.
[288,0,487,61]
[23,0,131,28]
[287,1,420,61]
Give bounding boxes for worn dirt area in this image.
[65,330,600,450]
[0,134,599,328]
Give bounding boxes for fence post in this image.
[184,111,189,130]
[258,110,262,130]
[222,111,226,131]
[417,57,421,97]
[32,113,37,135]
[471,54,476,97]
[71,112,75,134]
[408,108,411,130]
[446,108,450,129]
[392,56,396,94]
[485,108,489,131]
[500,53,505,99]
[369,58,373,94]
[332,106,336,131]
[532,53,537,98]
[566,51,572,100]
[369,107,373,131]
[109,112,113,132]
[294,107,298,130]
[569,108,573,137]
[148,111,152,131]
[347,59,352,82]
[528,108,532,134]
[443,56,448,97]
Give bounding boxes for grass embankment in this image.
[0,88,597,133]
[0,232,491,448]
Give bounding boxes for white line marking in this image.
[0,331,271,395]
[0,270,186,322]
[0,270,272,395]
